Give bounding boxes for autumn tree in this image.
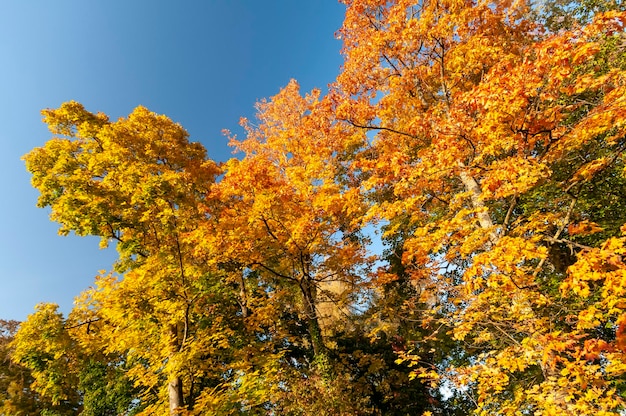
[23,102,224,415]
[10,304,82,415]
[17,1,626,414]
[21,95,417,415]
[188,80,388,413]
[333,0,626,413]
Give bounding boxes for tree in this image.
[333,0,626,413]
[19,1,626,413]
[10,304,82,414]
[23,102,223,415]
[9,303,140,416]
[535,0,626,31]
[0,319,44,415]
[192,80,379,413]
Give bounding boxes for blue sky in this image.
[0,1,346,321]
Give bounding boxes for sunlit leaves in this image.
[16,1,626,414]
[11,304,81,409]
[333,0,626,413]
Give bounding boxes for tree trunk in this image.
[459,166,574,412]
[168,376,184,415]
[168,324,184,415]
[239,273,249,319]
[300,279,326,358]
[300,278,334,381]
[458,166,499,245]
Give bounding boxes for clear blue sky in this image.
[0,1,345,321]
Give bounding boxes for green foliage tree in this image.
[0,319,44,415]
[9,304,142,416]
[535,0,626,30]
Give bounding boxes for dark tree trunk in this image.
[300,279,329,367]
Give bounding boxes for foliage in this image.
[13,0,626,414]
[10,304,81,414]
[9,304,141,416]
[535,0,626,31]
[333,0,626,413]
[0,319,44,415]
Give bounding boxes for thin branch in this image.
[64,318,101,333]
[261,214,280,237]
[546,237,594,252]
[179,302,190,353]
[251,262,298,282]
[502,195,518,237]
[488,320,523,348]
[533,195,578,278]
[342,119,418,139]
[382,52,402,76]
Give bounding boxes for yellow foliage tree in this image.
[24,102,223,415]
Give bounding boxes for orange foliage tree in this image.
[333,0,626,413]
[190,80,380,413]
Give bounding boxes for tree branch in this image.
[251,262,298,282]
[342,119,419,139]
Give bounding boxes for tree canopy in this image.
[6,1,626,415]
